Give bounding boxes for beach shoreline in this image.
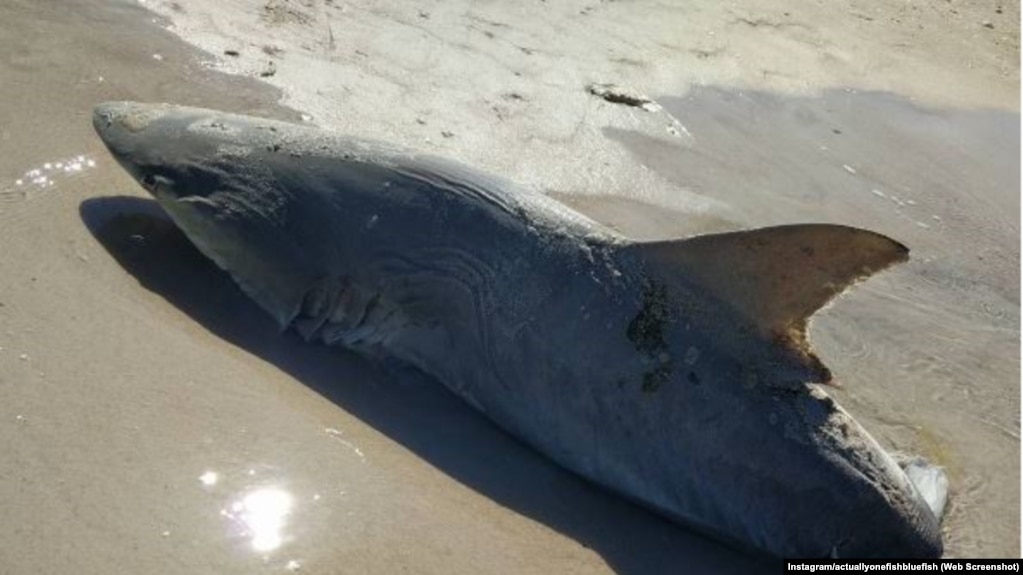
[0,0,1017,571]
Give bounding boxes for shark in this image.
[93,102,947,558]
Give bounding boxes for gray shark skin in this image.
[93,102,945,559]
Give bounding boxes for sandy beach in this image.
[0,0,1018,572]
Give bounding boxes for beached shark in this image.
[93,102,946,559]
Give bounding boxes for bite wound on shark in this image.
[93,101,948,559]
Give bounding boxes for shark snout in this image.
[92,101,131,134]
[93,102,176,165]
[93,101,169,134]
[93,101,194,198]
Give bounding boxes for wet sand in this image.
[0,0,1018,572]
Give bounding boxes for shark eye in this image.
[141,174,157,188]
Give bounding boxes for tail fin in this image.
[619,224,908,385]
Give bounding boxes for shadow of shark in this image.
[81,196,776,574]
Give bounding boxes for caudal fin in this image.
[619,224,908,386]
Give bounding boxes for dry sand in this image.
[0,0,1018,572]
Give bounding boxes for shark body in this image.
[94,102,945,558]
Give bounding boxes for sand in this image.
[0,0,1017,572]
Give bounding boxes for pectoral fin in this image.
[896,454,949,521]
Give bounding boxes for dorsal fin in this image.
[622,224,908,384]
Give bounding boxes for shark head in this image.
[93,101,344,328]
